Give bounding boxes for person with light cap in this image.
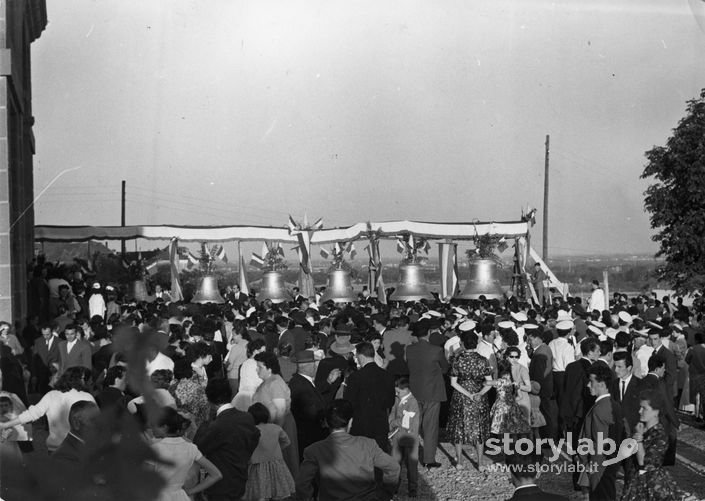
[289,350,329,461]
[549,319,576,439]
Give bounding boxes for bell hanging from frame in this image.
[320,269,356,303]
[130,280,150,303]
[456,258,505,300]
[257,271,294,304]
[192,275,226,304]
[388,263,434,302]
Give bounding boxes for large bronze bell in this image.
[320,269,356,303]
[130,280,150,302]
[389,263,434,302]
[456,258,505,300]
[257,271,294,304]
[192,275,226,304]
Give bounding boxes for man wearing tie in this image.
[610,351,642,488]
[32,324,60,394]
[58,324,92,376]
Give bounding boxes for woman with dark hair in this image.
[252,351,299,477]
[685,331,705,422]
[505,346,531,424]
[0,365,95,452]
[150,407,222,501]
[232,339,266,412]
[186,342,212,387]
[224,320,251,395]
[446,331,493,471]
[620,389,681,501]
[486,359,531,435]
[364,331,387,369]
[169,359,211,432]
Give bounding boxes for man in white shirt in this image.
[476,323,498,378]
[587,280,606,314]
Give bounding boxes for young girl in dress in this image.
[150,407,222,501]
[528,381,546,441]
[245,403,296,501]
[486,360,530,435]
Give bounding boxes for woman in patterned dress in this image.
[621,389,682,501]
[446,330,493,471]
[487,360,531,435]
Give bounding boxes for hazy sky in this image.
[31,0,705,256]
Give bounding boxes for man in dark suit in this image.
[504,452,568,501]
[648,331,677,403]
[610,351,643,487]
[405,320,448,467]
[32,324,60,394]
[344,342,396,452]
[315,329,356,405]
[289,350,329,461]
[296,399,399,501]
[57,324,92,375]
[194,378,260,501]
[578,364,623,501]
[527,328,554,440]
[52,400,100,464]
[561,337,598,489]
[382,316,412,376]
[642,353,679,465]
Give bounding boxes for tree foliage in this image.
[642,88,705,293]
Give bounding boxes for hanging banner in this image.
[438,242,459,301]
[288,215,323,298]
[169,237,184,302]
[238,253,250,295]
[365,224,386,304]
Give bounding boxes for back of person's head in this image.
[648,353,666,372]
[615,331,630,348]
[157,407,191,436]
[150,369,173,389]
[68,400,100,434]
[246,338,266,358]
[497,359,512,379]
[599,339,613,357]
[325,399,353,430]
[205,377,232,405]
[247,402,270,425]
[461,330,478,350]
[355,341,375,359]
[254,350,281,375]
[186,341,212,363]
[104,365,126,387]
[581,337,599,356]
[55,366,91,392]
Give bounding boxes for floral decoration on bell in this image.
[467,233,508,262]
[250,241,288,272]
[320,241,357,273]
[195,242,228,274]
[396,234,431,265]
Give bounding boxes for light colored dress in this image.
[244,423,295,500]
[252,374,299,478]
[232,357,262,411]
[150,436,203,501]
[511,363,531,424]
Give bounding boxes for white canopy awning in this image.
[34,220,530,244]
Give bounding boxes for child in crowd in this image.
[245,402,295,501]
[388,377,420,498]
[487,360,531,435]
[528,381,546,441]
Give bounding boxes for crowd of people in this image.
[0,263,702,501]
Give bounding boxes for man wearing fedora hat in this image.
[289,350,330,461]
[315,326,356,405]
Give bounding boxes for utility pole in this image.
[542,134,550,262]
[121,180,126,256]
